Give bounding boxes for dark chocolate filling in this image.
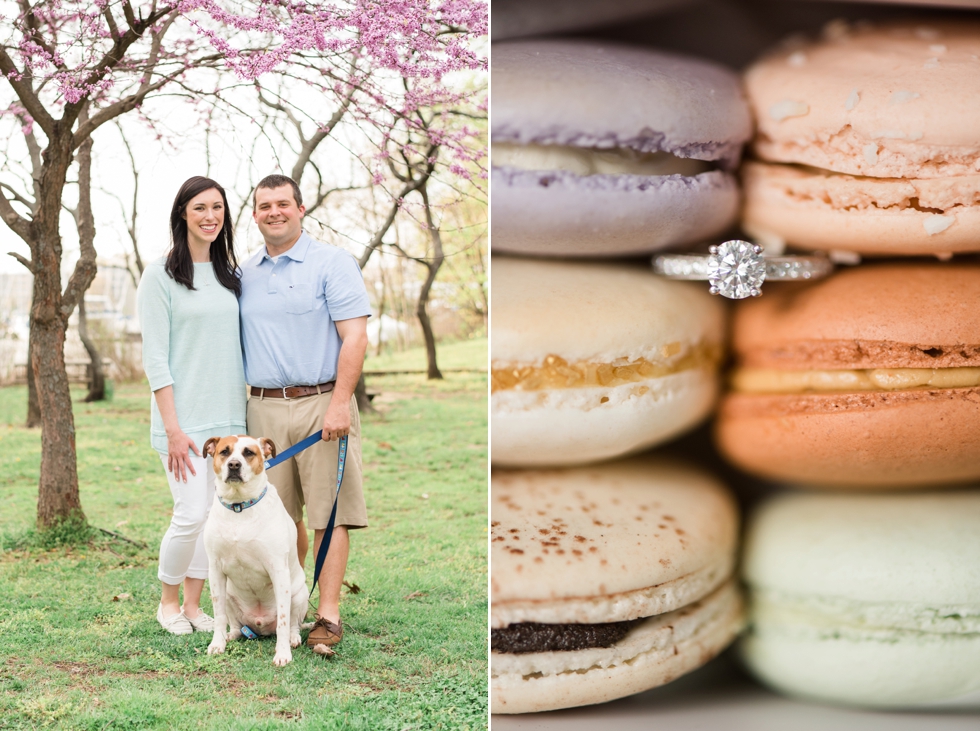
[491,619,642,654]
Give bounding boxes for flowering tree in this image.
[0,0,486,530]
[247,67,487,379]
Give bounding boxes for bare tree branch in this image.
[72,14,193,148]
[61,107,98,316]
[19,0,66,71]
[62,4,177,126]
[357,172,431,269]
[0,182,33,211]
[7,251,33,271]
[0,48,56,136]
[290,85,356,183]
[0,186,32,242]
[103,4,121,40]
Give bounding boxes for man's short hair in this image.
[253,174,303,209]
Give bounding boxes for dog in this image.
[202,435,308,666]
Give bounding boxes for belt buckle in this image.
[281,387,291,400]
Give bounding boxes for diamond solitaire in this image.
[708,241,766,299]
[653,242,834,299]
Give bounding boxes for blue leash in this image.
[263,431,348,598]
[263,431,324,472]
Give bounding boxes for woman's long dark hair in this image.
[166,176,241,297]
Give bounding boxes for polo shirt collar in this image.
[262,230,312,264]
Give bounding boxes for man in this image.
[239,174,371,650]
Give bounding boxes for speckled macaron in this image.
[492,39,752,257]
[716,262,980,488]
[491,257,726,468]
[491,457,742,714]
[742,21,980,255]
[741,490,980,709]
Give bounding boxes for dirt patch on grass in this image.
[369,391,415,406]
[52,661,104,677]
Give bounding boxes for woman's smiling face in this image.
[183,187,225,250]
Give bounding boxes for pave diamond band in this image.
[653,241,834,300]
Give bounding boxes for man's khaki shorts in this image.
[247,390,367,531]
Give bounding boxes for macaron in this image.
[742,21,980,256]
[492,39,752,257]
[491,257,725,468]
[741,491,980,709]
[491,457,742,714]
[715,262,980,488]
[492,0,684,41]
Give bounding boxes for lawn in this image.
[0,339,488,730]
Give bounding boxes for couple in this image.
[136,174,370,651]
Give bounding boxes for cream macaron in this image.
[491,457,742,714]
[491,257,725,468]
[742,491,980,709]
[743,21,980,255]
[492,39,752,257]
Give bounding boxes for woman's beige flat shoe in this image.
[183,608,215,633]
[157,604,193,635]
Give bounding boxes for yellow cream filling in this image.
[733,367,980,394]
[491,342,720,394]
[492,142,711,177]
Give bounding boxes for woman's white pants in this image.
[157,454,214,584]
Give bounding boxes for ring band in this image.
[653,240,834,300]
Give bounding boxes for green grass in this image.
[364,337,487,372]
[0,341,488,730]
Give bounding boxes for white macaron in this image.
[491,257,725,468]
[742,491,980,709]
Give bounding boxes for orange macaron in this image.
[716,262,980,488]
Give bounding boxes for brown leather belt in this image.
[250,381,336,399]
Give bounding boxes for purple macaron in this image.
[492,40,752,257]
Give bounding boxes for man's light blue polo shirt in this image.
[239,231,372,389]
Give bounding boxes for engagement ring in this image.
[652,240,834,300]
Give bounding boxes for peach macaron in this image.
[716,262,980,487]
[742,21,980,256]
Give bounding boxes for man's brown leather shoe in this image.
[307,615,343,647]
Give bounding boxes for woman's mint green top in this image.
[137,258,246,455]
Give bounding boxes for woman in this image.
[137,176,246,634]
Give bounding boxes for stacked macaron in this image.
[742,21,980,255]
[719,20,980,709]
[490,38,754,714]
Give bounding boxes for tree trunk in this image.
[354,372,375,414]
[25,310,41,427]
[33,297,85,529]
[418,185,444,380]
[417,270,443,380]
[77,297,105,402]
[30,127,96,531]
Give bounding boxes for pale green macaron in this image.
[741,491,980,709]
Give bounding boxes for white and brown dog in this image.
[202,435,308,666]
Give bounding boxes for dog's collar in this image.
[219,486,268,513]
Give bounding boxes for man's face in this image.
[253,185,306,249]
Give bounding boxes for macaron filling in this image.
[491,342,721,393]
[493,142,714,178]
[744,163,980,213]
[732,366,980,393]
[750,589,980,636]
[491,619,642,654]
[492,581,743,681]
